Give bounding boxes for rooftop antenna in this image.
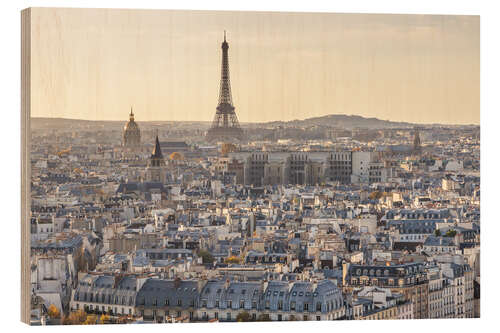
[224,30,226,42]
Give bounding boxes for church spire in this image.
[151,135,163,159]
[413,128,422,153]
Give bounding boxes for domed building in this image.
[123,108,141,148]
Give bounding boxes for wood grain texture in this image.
[21,7,31,325]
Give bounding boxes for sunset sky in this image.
[30,8,479,124]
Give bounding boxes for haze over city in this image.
[30,8,479,125]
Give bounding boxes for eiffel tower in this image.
[206,31,244,142]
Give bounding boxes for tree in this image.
[257,314,271,322]
[368,191,383,200]
[83,314,97,325]
[445,229,457,238]
[100,314,111,324]
[198,250,215,264]
[434,229,441,237]
[225,256,241,264]
[236,311,251,322]
[47,304,60,319]
[63,310,87,325]
[221,143,237,156]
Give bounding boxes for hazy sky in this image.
[30,8,479,124]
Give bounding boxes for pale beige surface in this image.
[29,8,479,125]
[21,7,31,325]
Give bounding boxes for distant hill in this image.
[261,114,415,129]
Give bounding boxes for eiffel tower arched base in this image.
[206,126,244,143]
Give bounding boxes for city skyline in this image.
[23,8,481,325]
[30,8,479,125]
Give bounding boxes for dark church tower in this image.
[413,128,422,153]
[146,136,166,183]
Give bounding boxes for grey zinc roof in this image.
[424,236,456,247]
[74,274,138,306]
[136,279,200,308]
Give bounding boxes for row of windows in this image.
[74,303,132,315]
[199,299,340,312]
[75,292,133,306]
[138,297,195,307]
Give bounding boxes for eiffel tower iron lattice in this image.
[206,31,244,142]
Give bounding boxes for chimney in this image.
[262,279,269,293]
[197,278,208,292]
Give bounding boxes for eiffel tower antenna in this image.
[206,31,244,142]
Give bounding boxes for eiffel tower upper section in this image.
[206,31,244,142]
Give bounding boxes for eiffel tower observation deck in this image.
[206,32,244,142]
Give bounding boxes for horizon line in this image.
[30,114,480,127]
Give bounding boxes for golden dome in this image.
[169,152,184,160]
[123,108,141,147]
